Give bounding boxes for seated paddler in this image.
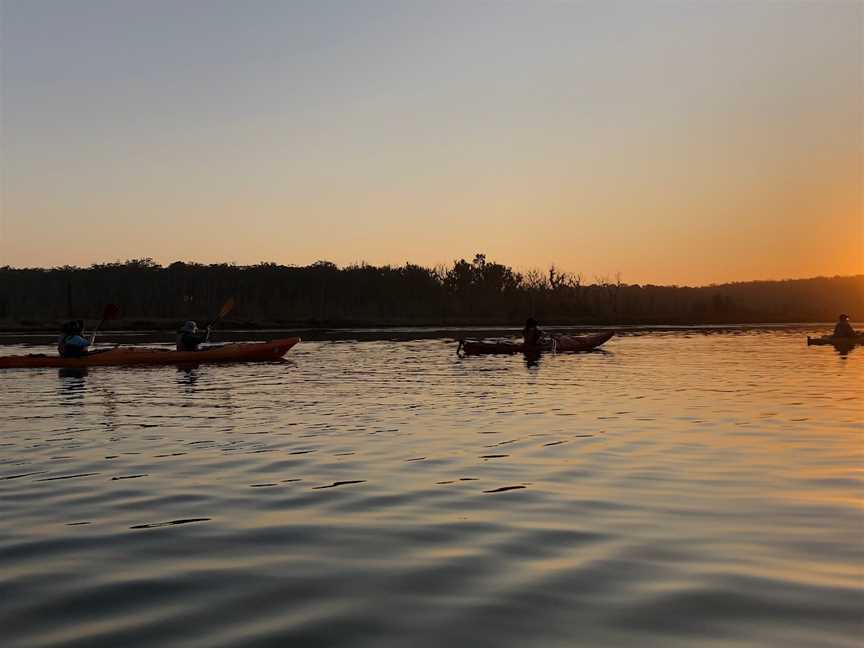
[522,317,544,347]
[176,321,210,352]
[58,320,91,357]
[832,314,857,338]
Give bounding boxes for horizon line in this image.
[2,257,862,290]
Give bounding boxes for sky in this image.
[1,0,861,285]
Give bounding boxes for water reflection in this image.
[523,351,542,368]
[1,332,860,648]
[831,342,858,359]
[177,366,201,392]
[57,368,87,405]
[58,367,88,381]
[523,346,612,368]
[100,383,119,433]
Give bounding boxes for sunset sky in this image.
[1,0,861,285]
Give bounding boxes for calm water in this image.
[1,330,861,647]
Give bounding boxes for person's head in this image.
[180,321,198,333]
[525,317,538,329]
[838,314,850,321]
[62,319,84,334]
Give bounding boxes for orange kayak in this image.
[0,337,300,369]
[458,331,614,355]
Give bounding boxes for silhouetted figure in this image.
[833,314,856,338]
[522,318,544,347]
[58,320,91,357]
[176,321,210,351]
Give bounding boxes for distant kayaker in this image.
[523,318,544,347]
[833,314,857,338]
[176,321,210,352]
[58,320,91,358]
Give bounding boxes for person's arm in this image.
[70,334,90,350]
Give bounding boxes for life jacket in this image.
[176,331,205,352]
[523,327,541,346]
[58,334,88,357]
[833,321,856,338]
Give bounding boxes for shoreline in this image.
[0,322,833,346]
[0,316,841,332]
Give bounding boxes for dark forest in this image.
[1,255,861,329]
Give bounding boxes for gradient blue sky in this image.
[1,0,861,284]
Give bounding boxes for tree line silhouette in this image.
[1,255,861,328]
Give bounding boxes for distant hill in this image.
[1,256,861,329]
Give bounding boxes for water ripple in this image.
[0,331,861,647]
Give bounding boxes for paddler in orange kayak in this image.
[57,320,92,358]
[176,321,211,352]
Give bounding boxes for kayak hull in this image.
[553,331,615,351]
[807,335,863,347]
[459,331,614,355]
[0,337,300,369]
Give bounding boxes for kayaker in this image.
[832,314,857,338]
[58,320,91,357]
[523,317,544,347]
[176,321,210,352]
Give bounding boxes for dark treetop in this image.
[1,255,861,329]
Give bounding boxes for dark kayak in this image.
[458,331,614,356]
[807,334,863,348]
[0,338,300,369]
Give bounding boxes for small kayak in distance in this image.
[807,334,863,348]
[458,331,614,356]
[0,337,300,369]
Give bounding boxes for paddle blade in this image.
[218,297,235,319]
[102,304,121,320]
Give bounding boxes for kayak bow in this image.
[0,337,300,369]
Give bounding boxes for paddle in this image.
[90,303,120,346]
[204,298,235,341]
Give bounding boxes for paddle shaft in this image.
[89,319,104,346]
[89,305,120,346]
[204,298,235,339]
